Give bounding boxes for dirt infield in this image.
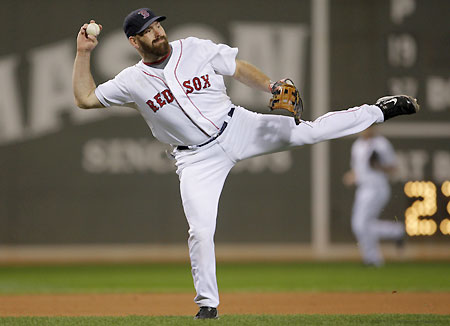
[0,292,449,316]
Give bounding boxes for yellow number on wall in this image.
[404,181,438,236]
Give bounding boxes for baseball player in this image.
[343,126,405,267]
[72,8,419,319]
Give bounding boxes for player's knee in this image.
[352,222,366,238]
[290,125,321,145]
[351,218,364,234]
[307,127,330,144]
[188,227,215,243]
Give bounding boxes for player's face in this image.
[135,22,170,57]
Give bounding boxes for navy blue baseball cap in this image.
[123,8,166,38]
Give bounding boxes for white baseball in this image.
[86,23,100,36]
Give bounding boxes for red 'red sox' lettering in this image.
[201,75,211,88]
[183,74,210,94]
[192,77,202,91]
[161,89,174,103]
[146,74,211,112]
[146,99,159,112]
[183,80,194,94]
[146,89,175,112]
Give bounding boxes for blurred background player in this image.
[343,125,405,267]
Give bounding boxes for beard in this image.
[139,36,170,58]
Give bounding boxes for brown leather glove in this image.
[269,79,304,125]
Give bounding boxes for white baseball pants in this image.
[173,104,384,308]
[351,183,405,266]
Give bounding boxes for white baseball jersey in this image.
[351,135,396,187]
[95,37,238,146]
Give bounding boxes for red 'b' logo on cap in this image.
[138,9,150,19]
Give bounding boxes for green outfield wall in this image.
[0,0,449,251]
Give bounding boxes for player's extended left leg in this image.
[220,104,385,161]
[219,96,419,161]
[288,104,384,146]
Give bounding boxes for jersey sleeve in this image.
[198,39,238,76]
[95,69,134,107]
[212,43,238,76]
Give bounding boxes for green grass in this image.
[0,262,449,325]
[218,261,450,292]
[0,261,449,294]
[0,314,449,326]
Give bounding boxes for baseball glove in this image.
[269,79,303,125]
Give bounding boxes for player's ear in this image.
[128,36,139,49]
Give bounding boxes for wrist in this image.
[268,80,274,93]
[76,48,93,56]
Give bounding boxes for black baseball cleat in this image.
[375,95,420,121]
[194,306,218,319]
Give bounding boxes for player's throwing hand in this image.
[76,20,102,53]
